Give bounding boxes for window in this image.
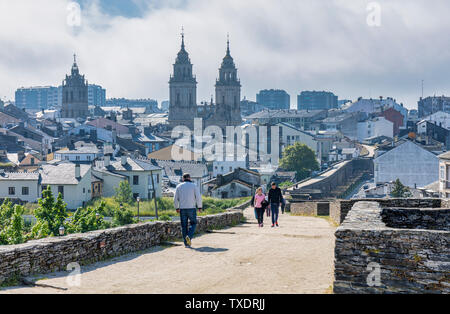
[133,175,139,185]
[8,187,15,195]
[30,158,35,166]
[58,186,64,198]
[76,156,80,161]
[22,187,29,195]
[87,155,91,161]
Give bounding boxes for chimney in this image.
[121,155,127,166]
[75,164,81,180]
[104,156,110,167]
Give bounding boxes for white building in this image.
[357,117,394,142]
[40,163,93,209]
[418,111,450,131]
[213,160,247,177]
[0,172,40,203]
[438,151,450,198]
[54,144,101,162]
[374,141,439,188]
[94,156,163,200]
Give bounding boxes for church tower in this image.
[61,54,89,120]
[168,29,198,130]
[213,36,242,128]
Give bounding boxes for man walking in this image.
[174,174,202,247]
[268,182,283,228]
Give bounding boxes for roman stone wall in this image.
[0,210,243,285]
[334,201,449,294]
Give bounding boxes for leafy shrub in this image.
[113,205,136,226]
[114,181,134,205]
[33,186,68,237]
[0,200,26,245]
[158,214,172,222]
[67,202,111,233]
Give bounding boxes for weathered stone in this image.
[0,210,243,285]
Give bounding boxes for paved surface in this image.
[1,208,336,294]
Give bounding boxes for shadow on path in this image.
[190,247,229,253]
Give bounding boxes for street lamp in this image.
[136,197,141,222]
[59,226,65,236]
[96,213,100,220]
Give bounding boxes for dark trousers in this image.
[180,208,197,244]
[255,207,265,225]
[271,203,280,225]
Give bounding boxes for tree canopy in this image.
[279,143,320,181]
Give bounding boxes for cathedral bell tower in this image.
[214,36,242,128]
[168,29,198,130]
[61,54,89,120]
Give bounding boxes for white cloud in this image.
[1,0,450,108]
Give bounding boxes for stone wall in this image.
[290,201,330,216]
[334,202,449,294]
[0,210,243,285]
[293,158,374,198]
[335,198,442,224]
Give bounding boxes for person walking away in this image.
[268,182,283,227]
[174,174,202,247]
[253,187,267,227]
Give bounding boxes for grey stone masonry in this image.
[334,201,449,294]
[0,210,243,285]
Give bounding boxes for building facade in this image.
[60,55,89,120]
[257,89,290,110]
[15,86,60,110]
[418,96,450,118]
[167,33,242,130]
[374,141,439,188]
[357,117,394,142]
[298,91,338,111]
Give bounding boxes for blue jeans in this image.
[180,208,197,245]
[271,203,280,225]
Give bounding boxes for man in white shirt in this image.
[174,173,202,247]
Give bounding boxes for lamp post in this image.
[136,197,140,222]
[150,170,158,220]
[59,226,65,237]
[96,212,100,220]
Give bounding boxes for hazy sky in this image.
[1,0,450,109]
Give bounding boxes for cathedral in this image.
[60,55,89,120]
[168,32,243,130]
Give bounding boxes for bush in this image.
[113,205,136,226]
[0,200,26,245]
[67,202,111,233]
[33,186,68,237]
[115,181,134,205]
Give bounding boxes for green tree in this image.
[279,143,320,181]
[68,202,111,233]
[33,186,68,237]
[0,199,26,245]
[115,181,134,205]
[6,205,25,245]
[113,205,136,226]
[390,179,412,198]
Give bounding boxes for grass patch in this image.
[86,196,249,218]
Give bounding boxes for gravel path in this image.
[1,208,336,294]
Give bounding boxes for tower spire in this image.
[73,53,77,64]
[181,26,185,50]
[226,33,230,55]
